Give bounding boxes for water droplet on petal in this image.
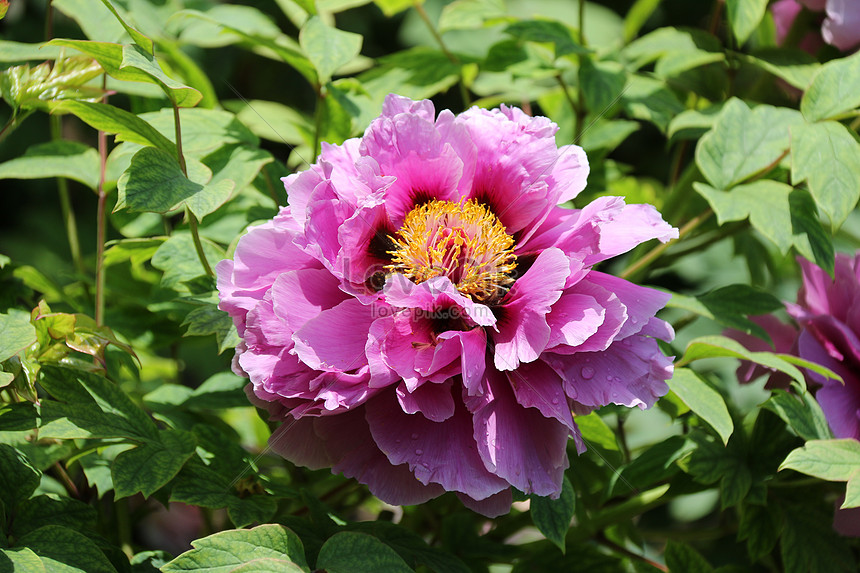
[411,433,419,440]
[580,366,595,380]
[622,338,632,347]
[415,449,423,455]
[551,397,559,405]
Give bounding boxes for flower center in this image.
[386,199,517,303]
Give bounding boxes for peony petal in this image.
[507,360,575,432]
[396,379,456,422]
[822,0,860,51]
[366,391,509,500]
[230,212,321,290]
[271,268,348,333]
[797,330,860,440]
[547,144,589,204]
[546,292,605,350]
[493,248,569,370]
[544,334,672,410]
[457,489,513,518]
[314,407,447,506]
[466,369,570,497]
[292,299,374,371]
[438,328,487,396]
[584,271,672,339]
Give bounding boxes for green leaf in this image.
[801,51,860,122]
[298,16,363,85]
[37,365,159,441]
[374,47,463,93]
[697,283,783,329]
[744,49,819,90]
[373,0,417,17]
[530,476,575,552]
[438,0,505,34]
[677,335,805,386]
[169,462,276,528]
[15,525,118,573]
[667,369,733,444]
[0,444,41,512]
[115,147,232,218]
[623,0,663,42]
[344,521,470,573]
[726,0,768,45]
[96,0,154,54]
[162,524,309,573]
[667,104,722,141]
[0,309,36,363]
[505,20,589,58]
[695,98,801,190]
[695,180,795,254]
[175,5,282,48]
[787,188,835,274]
[223,99,311,146]
[119,44,201,107]
[130,108,259,158]
[112,429,196,499]
[763,390,832,441]
[621,75,684,133]
[609,435,692,496]
[0,41,62,62]
[781,504,855,573]
[316,532,413,573]
[0,402,39,432]
[151,234,224,289]
[0,547,47,572]
[12,495,98,539]
[578,59,626,115]
[738,504,784,561]
[664,540,713,573]
[50,100,176,155]
[182,303,239,353]
[173,8,317,85]
[0,141,100,190]
[791,119,860,230]
[780,439,860,483]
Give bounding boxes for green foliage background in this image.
[2,0,860,571]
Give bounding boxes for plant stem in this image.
[413,1,471,107]
[597,533,668,572]
[173,103,187,175]
[312,86,325,161]
[95,75,109,326]
[51,115,86,277]
[578,0,586,45]
[555,73,581,136]
[574,0,587,142]
[0,111,32,144]
[115,498,134,559]
[172,103,215,278]
[186,206,214,278]
[619,208,714,281]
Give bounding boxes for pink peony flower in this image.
[786,253,860,440]
[217,94,677,516]
[771,0,860,52]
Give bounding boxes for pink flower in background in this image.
[787,254,860,440]
[730,253,860,441]
[217,94,677,516]
[771,0,860,52]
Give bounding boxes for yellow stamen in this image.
[386,199,517,303]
